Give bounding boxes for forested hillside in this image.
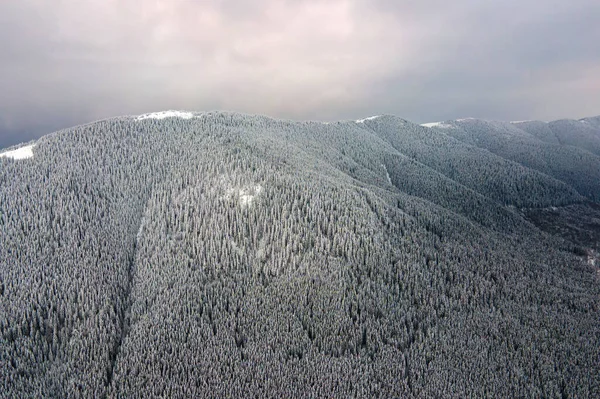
[426,118,600,200]
[1,111,599,398]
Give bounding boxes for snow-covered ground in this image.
[226,185,263,208]
[421,122,452,128]
[356,116,380,123]
[137,111,195,121]
[230,240,245,256]
[137,216,147,241]
[0,144,35,160]
[239,185,263,207]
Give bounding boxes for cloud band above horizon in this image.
[1,0,599,147]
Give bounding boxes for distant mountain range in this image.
[420,115,600,200]
[1,111,599,397]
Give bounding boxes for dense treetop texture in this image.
[1,111,599,398]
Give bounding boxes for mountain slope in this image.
[425,118,600,200]
[547,118,600,156]
[1,111,599,398]
[361,116,581,207]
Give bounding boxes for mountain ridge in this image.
[1,110,599,397]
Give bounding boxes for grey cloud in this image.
[0,0,599,148]
[363,0,600,122]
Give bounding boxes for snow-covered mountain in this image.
[1,111,599,398]
[422,116,600,200]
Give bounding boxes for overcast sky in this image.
[1,0,599,148]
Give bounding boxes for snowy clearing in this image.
[230,240,245,256]
[456,117,475,122]
[510,120,533,124]
[421,122,452,129]
[226,185,263,208]
[421,122,443,128]
[356,116,380,123]
[239,185,263,207]
[137,111,194,121]
[0,144,35,160]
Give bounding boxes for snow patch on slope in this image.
[421,122,452,128]
[356,116,380,123]
[0,144,35,160]
[239,185,262,207]
[137,216,147,241]
[230,240,245,256]
[137,111,194,121]
[226,185,263,208]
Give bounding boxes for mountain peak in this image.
[0,143,35,160]
[136,110,195,120]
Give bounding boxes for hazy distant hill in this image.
[425,117,600,200]
[1,111,599,398]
